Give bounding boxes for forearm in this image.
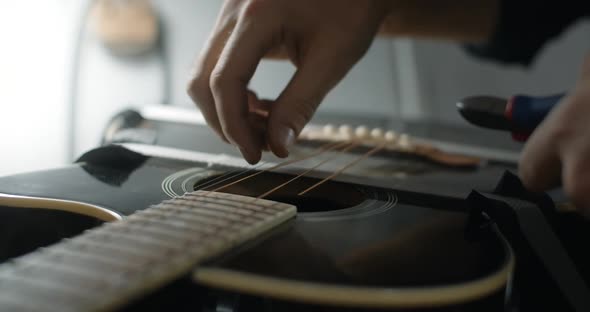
[380,0,499,42]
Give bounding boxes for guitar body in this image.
[0,141,516,311]
[3,107,588,311]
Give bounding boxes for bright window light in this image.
[0,1,79,176]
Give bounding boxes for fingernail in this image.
[239,147,261,165]
[276,127,295,158]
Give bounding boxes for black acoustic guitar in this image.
[0,132,585,311]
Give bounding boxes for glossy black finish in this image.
[0,145,509,295]
[0,111,573,311]
[210,197,505,288]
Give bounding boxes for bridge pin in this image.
[370,128,384,140]
[355,126,370,139]
[398,133,412,149]
[384,130,397,142]
[338,125,353,140]
[323,124,335,135]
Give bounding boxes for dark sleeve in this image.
[465,1,590,66]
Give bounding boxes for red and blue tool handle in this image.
[506,93,564,141]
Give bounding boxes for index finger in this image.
[210,15,279,164]
[187,23,234,142]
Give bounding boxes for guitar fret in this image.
[64,238,163,264]
[110,219,206,246]
[137,207,257,233]
[42,246,146,277]
[0,271,99,306]
[157,203,262,228]
[171,197,267,215]
[0,191,296,312]
[193,191,286,208]
[82,229,180,254]
[182,192,284,211]
[117,224,227,256]
[175,199,268,220]
[126,214,232,242]
[183,191,285,210]
[86,229,220,262]
[24,238,173,283]
[137,207,233,228]
[19,256,123,290]
[121,214,222,241]
[1,262,110,297]
[58,238,161,272]
[97,222,190,252]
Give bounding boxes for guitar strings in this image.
[297,142,387,196]
[250,141,387,201]
[254,142,360,200]
[199,141,343,193]
[192,141,341,192]
[193,163,265,191]
[197,137,388,204]
[204,140,350,194]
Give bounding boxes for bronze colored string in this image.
[206,140,350,194]
[254,142,360,200]
[298,142,387,196]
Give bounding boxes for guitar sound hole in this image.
[195,171,365,213]
[0,206,104,263]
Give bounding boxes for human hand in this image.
[187,0,391,164]
[519,55,590,217]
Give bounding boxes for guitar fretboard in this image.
[0,191,296,312]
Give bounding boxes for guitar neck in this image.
[0,191,296,311]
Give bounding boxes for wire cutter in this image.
[457,93,564,141]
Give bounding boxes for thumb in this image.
[266,43,360,158]
[266,70,322,158]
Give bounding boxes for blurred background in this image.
[1,0,589,176]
